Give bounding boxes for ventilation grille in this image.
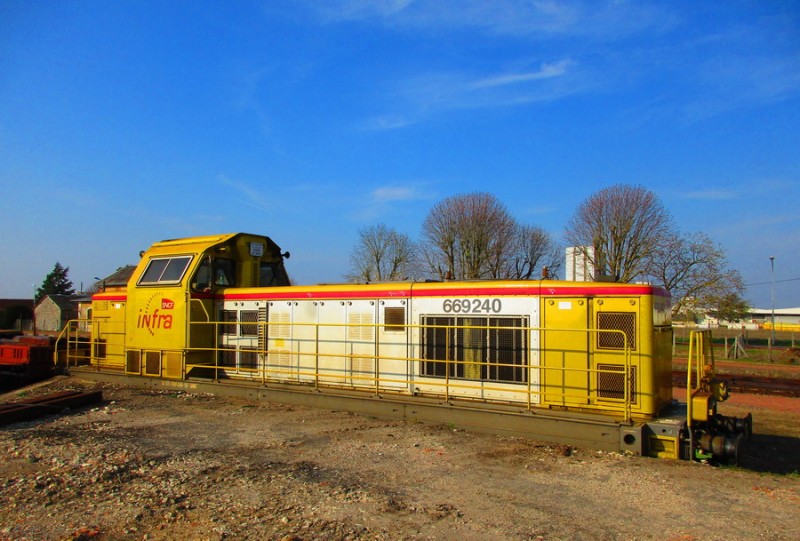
[421,316,528,384]
[348,313,374,340]
[222,310,237,335]
[350,356,376,385]
[597,312,636,351]
[384,307,406,332]
[145,351,161,376]
[219,345,236,367]
[163,351,182,379]
[126,350,140,374]
[597,363,637,402]
[271,312,291,338]
[240,310,259,336]
[258,307,268,353]
[240,347,258,369]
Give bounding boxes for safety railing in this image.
[685,329,717,431]
[60,318,638,421]
[53,319,92,368]
[56,318,127,371]
[182,318,636,420]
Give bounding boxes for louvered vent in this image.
[348,313,374,340]
[271,312,291,338]
[258,307,268,353]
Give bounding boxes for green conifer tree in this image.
[35,262,76,303]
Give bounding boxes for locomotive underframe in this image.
[69,365,649,456]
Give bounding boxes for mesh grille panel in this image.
[487,317,528,383]
[597,363,637,401]
[126,350,140,373]
[222,310,237,335]
[240,347,259,369]
[219,345,236,367]
[239,310,259,336]
[597,312,636,351]
[144,351,161,376]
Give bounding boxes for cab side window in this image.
[260,262,290,286]
[214,259,236,287]
[192,258,211,292]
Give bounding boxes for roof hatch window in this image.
[139,256,193,285]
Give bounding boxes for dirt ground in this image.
[1,377,798,541]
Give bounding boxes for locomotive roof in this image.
[146,233,282,255]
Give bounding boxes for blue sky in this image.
[1,0,798,309]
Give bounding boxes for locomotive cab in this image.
[90,233,289,379]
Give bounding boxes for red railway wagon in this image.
[0,335,55,383]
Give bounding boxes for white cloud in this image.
[371,185,425,202]
[682,189,738,201]
[359,114,417,131]
[310,0,414,23]
[304,0,673,39]
[469,60,574,89]
[389,58,583,116]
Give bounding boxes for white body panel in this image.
[218,293,540,404]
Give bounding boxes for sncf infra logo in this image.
[137,294,175,336]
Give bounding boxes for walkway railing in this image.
[59,319,637,421]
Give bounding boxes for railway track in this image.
[0,390,103,426]
[672,371,800,398]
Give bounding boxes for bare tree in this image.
[647,231,746,317]
[346,224,416,282]
[564,184,673,282]
[705,292,751,323]
[421,193,517,280]
[504,224,562,280]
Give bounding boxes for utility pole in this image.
[770,256,775,362]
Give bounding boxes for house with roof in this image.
[34,294,84,332]
[33,266,137,333]
[94,265,136,292]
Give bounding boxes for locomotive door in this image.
[376,299,410,390]
[542,297,590,406]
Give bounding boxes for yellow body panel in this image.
[542,297,589,405]
[91,232,289,379]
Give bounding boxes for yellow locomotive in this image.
[69,232,751,462]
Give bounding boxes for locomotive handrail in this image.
[54,319,93,367]
[181,318,636,421]
[58,318,126,371]
[686,329,715,435]
[72,314,636,421]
